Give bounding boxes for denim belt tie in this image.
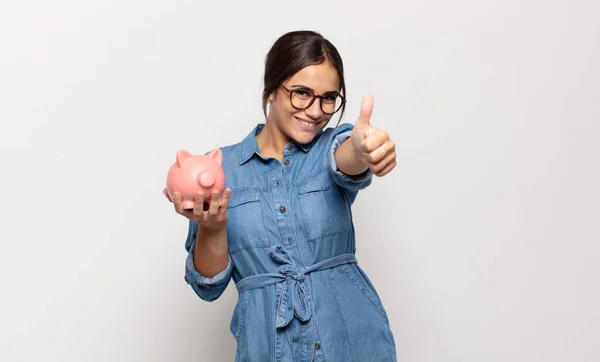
[235,247,357,329]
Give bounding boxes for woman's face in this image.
[268,60,340,145]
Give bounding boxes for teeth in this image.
[297,117,315,128]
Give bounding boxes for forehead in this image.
[286,61,340,92]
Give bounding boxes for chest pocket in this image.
[296,168,351,242]
[226,189,269,253]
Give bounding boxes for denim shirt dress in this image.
[183,123,397,361]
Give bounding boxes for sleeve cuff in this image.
[184,241,233,286]
[328,127,373,190]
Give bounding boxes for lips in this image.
[295,116,321,130]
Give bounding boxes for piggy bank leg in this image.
[182,199,195,209]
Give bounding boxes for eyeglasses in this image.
[279,84,345,115]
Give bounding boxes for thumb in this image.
[355,93,374,131]
[163,188,173,203]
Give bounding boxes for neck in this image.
[256,121,290,161]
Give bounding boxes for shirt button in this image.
[284,159,290,165]
[314,342,321,350]
[280,206,286,213]
[286,144,293,151]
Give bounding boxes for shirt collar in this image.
[238,123,322,165]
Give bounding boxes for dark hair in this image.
[262,30,347,124]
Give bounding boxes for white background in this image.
[1,1,599,361]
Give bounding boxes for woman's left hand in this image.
[350,94,397,177]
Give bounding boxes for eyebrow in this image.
[290,84,340,94]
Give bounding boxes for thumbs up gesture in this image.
[349,94,396,177]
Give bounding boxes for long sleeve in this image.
[327,123,373,203]
[183,219,233,302]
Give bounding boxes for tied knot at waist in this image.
[235,247,357,329]
[279,264,305,282]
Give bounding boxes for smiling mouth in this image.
[295,116,321,130]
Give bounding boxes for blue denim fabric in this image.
[184,123,397,361]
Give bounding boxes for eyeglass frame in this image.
[279,84,346,115]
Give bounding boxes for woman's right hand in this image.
[163,188,233,235]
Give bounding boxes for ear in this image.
[176,149,193,167]
[207,148,223,164]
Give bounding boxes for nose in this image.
[304,98,323,120]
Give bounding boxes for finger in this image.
[173,192,185,214]
[355,93,374,131]
[219,188,233,211]
[163,188,173,203]
[208,189,220,215]
[374,160,396,177]
[193,192,205,217]
[371,151,396,175]
[365,139,394,164]
[361,128,388,153]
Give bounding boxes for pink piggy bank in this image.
[166,148,226,209]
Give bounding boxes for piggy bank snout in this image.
[198,172,215,189]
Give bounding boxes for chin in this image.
[290,115,327,144]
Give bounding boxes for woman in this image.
[164,30,398,361]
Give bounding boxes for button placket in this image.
[283,144,293,166]
[270,164,292,246]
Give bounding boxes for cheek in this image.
[277,108,292,122]
[273,99,292,116]
[277,105,297,122]
[321,115,334,126]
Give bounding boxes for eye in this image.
[322,93,338,103]
[293,89,312,98]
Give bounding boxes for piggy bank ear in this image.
[207,148,223,164]
[176,149,193,167]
